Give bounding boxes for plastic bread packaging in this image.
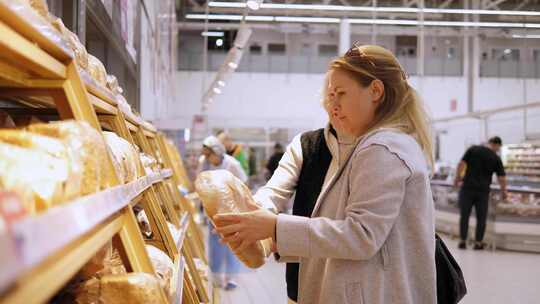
[195,169,272,268]
[99,273,164,304]
[87,55,107,87]
[3,0,73,57]
[27,120,112,193]
[145,245,174,299]
[0,130,83,202]
[49,18,89,70]
[136,210,152,238]
[56,273,162,304]
[0,142,69,214]
[140,152,159,175]
[106,75,121,95]
[102,132,127,184]
[102,132,138,183]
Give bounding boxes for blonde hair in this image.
[329,44,434,167]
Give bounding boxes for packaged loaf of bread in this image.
[27,0,49,19]
[77,241,125,281]
[0,142,69,214]
[145,245,174,299]
[50,18,89,70]
[106,75,121,95]
[102,132,138,183]
[27,121,112,193]
[88,55,107,87]
[100,273,164,304]
[195,170,272,268]
[0,130,82,201]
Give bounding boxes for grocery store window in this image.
[268,43,286,54]
[249,44,263,54]
[534,50,540,61]
[318,44,338,56]
[492,48,520,61]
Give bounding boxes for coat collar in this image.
[310,127,400,217]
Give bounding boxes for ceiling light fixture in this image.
[208,1,540,17]
[246,0,263,11]
[201,31,224,37]
[186,14,540,28]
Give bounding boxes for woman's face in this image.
[325,68,383,137]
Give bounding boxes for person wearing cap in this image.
[217,131,250,175]
[197,135,247,290]
[454,136,508,250]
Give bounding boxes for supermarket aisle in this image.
[218,235,540,304]
[444,236,540,304]
[218,258,287,304]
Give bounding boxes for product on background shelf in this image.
[50,18,89,70]
[145,245,174,300]
[0,130,83,202]
[140,152,159,175]
[166,221,180,243]
[56,272,162,304]
[136,209,152,238]
[102,131,138,183]
[28,121,113,193]
[0,141,69,214]
[193,258,209,282]
[99,273,163,304]
[0,111,16,128]
[87,55,108,87]
[78,241,126,281]
[195,169,272,268]
[106,75,121,95]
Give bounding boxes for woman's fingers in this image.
[215,223,243,235]
[236,240,251,252]
[213,213,244,225]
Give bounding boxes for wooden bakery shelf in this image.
[0,2,211,303]
[0,173,167,304]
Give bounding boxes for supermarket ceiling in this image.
[178,0,540,30]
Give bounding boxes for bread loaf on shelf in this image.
[88,55,107,87]
[50,18,89,70]
[102,131,138,183]
[28,121,113,193]
[0,142,69,214]
[195,169,272,268]
[0,130,82,202]
[145,245,174,300]
[100,273,164,304]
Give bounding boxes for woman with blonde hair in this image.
[215,44,437,304]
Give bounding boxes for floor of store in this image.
[217,235,540,304]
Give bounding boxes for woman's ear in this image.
[370,79,384,105]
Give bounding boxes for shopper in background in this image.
[197,135,247,290]
[214,44,437,304]
[454,136,508,250]
[265,143,285,180]
[217,130,250,175]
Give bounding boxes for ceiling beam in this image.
[513,0,530,11]
[439,0,454,9]
[482,0,509,10]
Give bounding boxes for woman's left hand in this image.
[213,209,278,252]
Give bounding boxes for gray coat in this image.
[276,129,437,304]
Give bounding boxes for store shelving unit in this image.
[504,144,540,184]
[0,1,210,303]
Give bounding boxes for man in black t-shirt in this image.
[454,136,508,250]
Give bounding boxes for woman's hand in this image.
[213,209,278,252]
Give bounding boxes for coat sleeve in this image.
[276,144,412,260]
[253,134,303,212]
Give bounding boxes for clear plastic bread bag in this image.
[195,169,272,268]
